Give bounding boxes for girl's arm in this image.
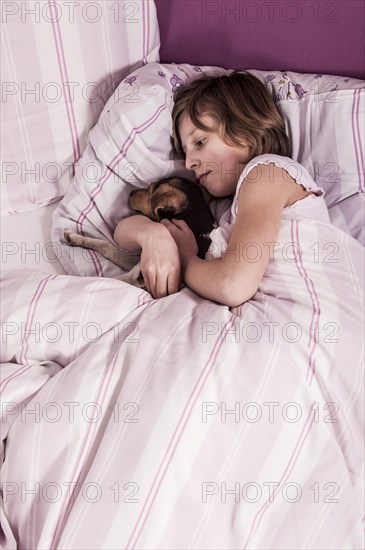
[163,164,296,307]
[114,215,181,298]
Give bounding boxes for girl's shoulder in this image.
[230,154,327,221]
[234,153,325,200]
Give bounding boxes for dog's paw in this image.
[64,228,82,246]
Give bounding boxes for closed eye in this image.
[195,138,205,148]
[181,137,206,156]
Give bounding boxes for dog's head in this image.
[129,177,215,258]
[129,177,210,222]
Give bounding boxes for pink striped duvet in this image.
[1,203,364,548]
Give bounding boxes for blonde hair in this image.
[172,70,291,158]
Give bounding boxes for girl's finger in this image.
[155,274,169,298]
[142,271,151,295]
[160,219,177,236]
[160,219,173,227]
[172,219,189,230]
[144,271,156,298]
[167,268,181,295]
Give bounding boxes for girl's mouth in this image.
[198,172,210,183]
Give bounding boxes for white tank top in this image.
[208,154,330,259]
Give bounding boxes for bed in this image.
[1,1,364,548]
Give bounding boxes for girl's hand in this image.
[140,224,182,298]
[160,219,199,268]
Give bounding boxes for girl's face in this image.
[178,113,253,197]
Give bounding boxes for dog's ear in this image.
[148,179,159,186]
[129,179,167,220]
[148,179,162,196]
[129,188,154,219]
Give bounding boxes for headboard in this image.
[155,0,365,79]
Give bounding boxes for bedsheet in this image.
[1,201,66,275]
[1,207,364,549]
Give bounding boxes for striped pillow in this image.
[52,62,364,278]
[1,0,160,215]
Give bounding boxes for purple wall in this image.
[155,0,365,79]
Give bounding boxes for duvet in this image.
[1,210,364,549]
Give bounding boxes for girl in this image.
[114,71,328,305]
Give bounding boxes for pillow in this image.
[328,193,365,246]
[51,62,364,277]
[1,0,160,215]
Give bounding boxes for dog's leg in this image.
[64,229,139,271]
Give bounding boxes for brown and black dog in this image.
[64,177,216,288]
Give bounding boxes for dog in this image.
[64,177,216,289]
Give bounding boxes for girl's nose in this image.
[185,151,200,171]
